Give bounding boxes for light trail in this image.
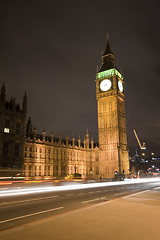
[0,178,160,197]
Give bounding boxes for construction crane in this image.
[133,129,146,150]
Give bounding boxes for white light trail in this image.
[0,178,160,197]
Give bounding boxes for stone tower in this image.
[0,83,27,173]
[96,36,129,178]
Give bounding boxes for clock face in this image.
[118,80,123,92]
[100,79,112,92]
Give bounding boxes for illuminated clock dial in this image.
[118,80,123,92]
[100,79,112,92]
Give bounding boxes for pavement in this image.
[0,186,160,240]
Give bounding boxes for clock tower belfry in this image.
[96,36,129,178]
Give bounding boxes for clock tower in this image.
[96,36,129,178]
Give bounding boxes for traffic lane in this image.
[1,182,160,231]
[0,181,159,206]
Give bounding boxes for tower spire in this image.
[103,33,113,57]
[106,33,109,42]
[98,34,117,72]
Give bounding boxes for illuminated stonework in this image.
[96,38,129,178]
[23,131,100,179]
[96,68,123,80]
[0,37,130,180]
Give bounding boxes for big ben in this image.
[96,36,129,178]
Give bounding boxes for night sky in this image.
[1,1,160,155]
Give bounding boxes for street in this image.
[0,178,160,231]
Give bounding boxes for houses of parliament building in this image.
[0,38,130,180]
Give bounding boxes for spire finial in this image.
[106,33,109,42]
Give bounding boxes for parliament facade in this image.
[0,38,130,180]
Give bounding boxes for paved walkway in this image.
[0,187,160,240]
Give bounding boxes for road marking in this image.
[0,195,59,206]
[100,197,106,200]
[0,206,64,224]
[154,187,160,190]
[123,189,150,199]
[81,197,105,204]
[124,197,160,201]
[115,193,123,196]
[114,191,128,196]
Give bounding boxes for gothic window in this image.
[25,146,27,151]
[4,119,10,133]
[16,122,21,135]
[96,167,99,175]
[14,143,20,157]
[5,119,10,128]
[3,142,9,156]
[29,165,31,177]
[30,147,32,152]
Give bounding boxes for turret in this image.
[33,127,37,141]
[0,83,6,102]
[10,97,16,111]
[83,138,86,148]
[22,92,27,116]
[85,129,89,148]
[42,129,45,142]
[66,136,68,146]
[51,131,54,143]
[26,117,32,138]
[91,137,94,149]
[72,135,75,147]
[78,136,81,148]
